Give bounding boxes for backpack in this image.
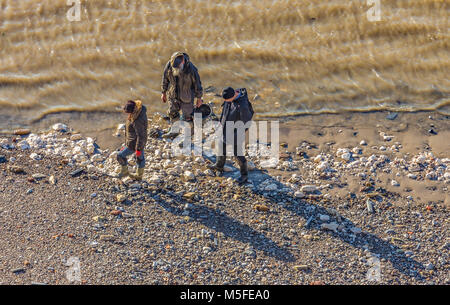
[237,88,254,123]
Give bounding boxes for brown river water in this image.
[0,0,449,132]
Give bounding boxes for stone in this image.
[366,199,375,213]
[70,134,82,141]
[264,183,278,191]
[99,235,115,241]
[18,141,30,150]
[183,192,196,200]
[294,191,305,199]
[149,175,161,183]
[293,265,309,271]
[204,169,215,177]
[321,222,339,232]
[29,153,42,160]
[341,152,352,161]
[255,205,269,212]
[301,185,318,193]
[425,263,434,271]
[391,180,400,186]
[184,171,195,181]
[92,216,106,222]
[386,112,398,120]
[8,165,25,174]
[360,140,367,146]
[0,155,6,163]
[116,194,126,203]
[32,173,46,180]
[350,227,362,234]
[52,123,68,132]
[14,129,31,136]
[70,169,84,177]
[319,214,330,222]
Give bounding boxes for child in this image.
[116,100,148,180]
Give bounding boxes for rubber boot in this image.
[117,165,129,178]
[236,159,248,185]
[130,168,144,181]
[162,116,180,139]
[208,156,226,175]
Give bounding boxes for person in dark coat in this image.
[209,87,254,184]
[116,100,148,180]
[161,51,203,138]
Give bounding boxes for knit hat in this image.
[123,100,136,113]
[222,87,235,100]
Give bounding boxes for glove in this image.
[135,150,142,157]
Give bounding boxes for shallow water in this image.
[0,0,449,130]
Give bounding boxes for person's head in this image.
[172,54,185,76]
[123,100,136,114]
[222,87,238,102]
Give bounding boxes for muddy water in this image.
[0,0,449,131]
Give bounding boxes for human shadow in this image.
[217,163,427,282]
[152,188,295,263]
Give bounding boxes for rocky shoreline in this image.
[0,114,448,285]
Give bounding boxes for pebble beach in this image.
[0,111,449,285]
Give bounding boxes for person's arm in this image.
[134,119,148,152]
[191,64,203,106]
[161,61,170,102]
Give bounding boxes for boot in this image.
[208,156,226,175]
[117,165,129,178]
[130,168,144,181]
[162,117,180,139]
[237,159,248,185]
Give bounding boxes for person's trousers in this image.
[168,99,194,121]
[117,147,145,168]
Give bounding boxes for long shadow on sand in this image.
[217,163,427,282]
[154,189,296,263]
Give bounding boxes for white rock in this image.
[391,180,400,186]
[321,222,339,232]
[301,185,318,193]
[30,153,42,160]
[184,171,195,181]
[264,183,278,191]
[86,143,95,155]
[294,191,305,198]
[317,161,329,172]
[70,134,82,141]
[341,152,352,161]
[408,173,417,180]
[91,154,103,162]
[360,140,367,146]
[18,140,30,150]
[149,175,161,183]
[52,123,68,132]
[319,214,330,222]
[117,124,125,131]
[204,169,215,177]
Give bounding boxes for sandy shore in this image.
[0,111,448,285]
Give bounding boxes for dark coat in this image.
[161,52,203,104]
[126,105,148,151]
[219,91,253,149]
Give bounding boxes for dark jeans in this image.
[117,147,145,168]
